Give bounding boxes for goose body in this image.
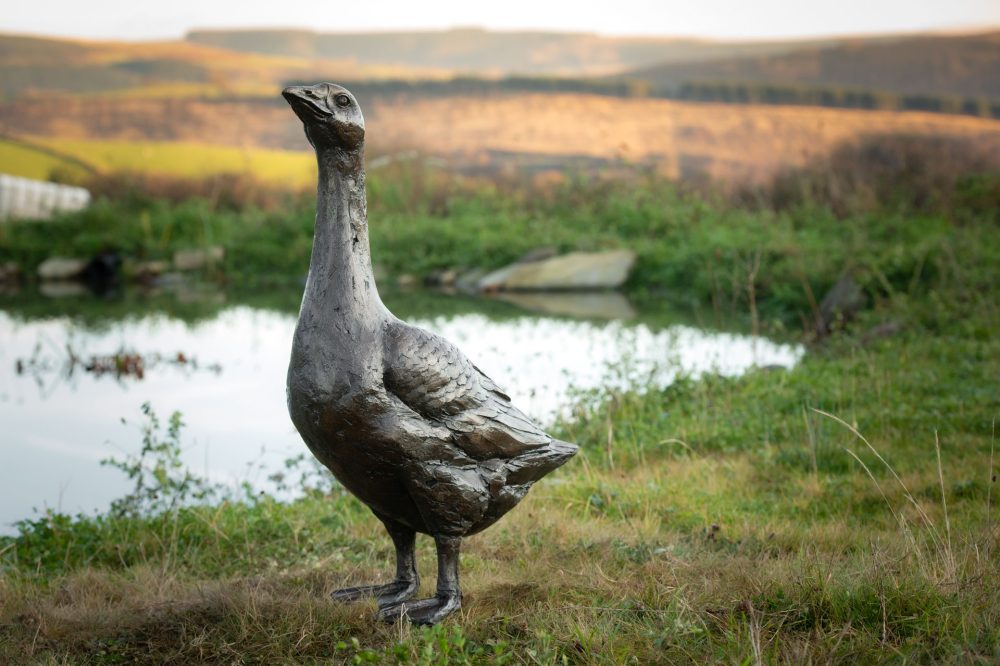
[283,83,577,624]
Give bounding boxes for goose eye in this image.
[335,94,351,108]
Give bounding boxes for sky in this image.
[3,0,1000,41]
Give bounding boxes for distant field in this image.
[4,93,1000,185]
[363,93,1000,181]
[0,137,315,186]
[0,140,87,181]
[31,138,317,187]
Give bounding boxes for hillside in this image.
[0,33,449,100]
[621,31,1000,100]
[4,30,1000,186]
[358,94,1000,182]
[184,28,885,76]
[4,92,999,186]
[3,29,998,104]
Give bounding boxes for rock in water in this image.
[132,260,170,280]
[0,262,21,283]
[494,291,637,319]
[37,257,87,281]
[173,246,225,271]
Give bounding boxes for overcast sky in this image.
[4,0,999,41]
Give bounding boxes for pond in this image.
[0,285,803,532]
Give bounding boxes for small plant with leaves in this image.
[268,452,340,498]
[101,402,220,517]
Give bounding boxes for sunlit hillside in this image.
[2,29,999,186]
[4,91,999,185]
[362,93,1000,181]
[619,30,1000,100]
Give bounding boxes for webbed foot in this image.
[376,591,462,625]
[378,534,463,625]
[331,516,419,607]
[331,577,420,606]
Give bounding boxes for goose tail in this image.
[504,438,578,485]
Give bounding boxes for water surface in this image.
[0,286,802,532]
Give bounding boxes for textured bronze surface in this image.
[283,83,578,625]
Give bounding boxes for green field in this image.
[1,167,998,662]
[0,137,316,187]
[0,139,91,181]
[34,137,317,188]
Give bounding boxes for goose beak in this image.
[283,85,330,121]
[282,86,305,102]
[282,86,310,108]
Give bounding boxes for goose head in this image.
[283,83,365,153]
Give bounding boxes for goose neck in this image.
[303,146,381,317]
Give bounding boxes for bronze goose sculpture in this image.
[283,83,578,625]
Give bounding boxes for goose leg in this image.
[377,535,462,625]
[331,516,419,606]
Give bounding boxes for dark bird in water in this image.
[282,83,578,625]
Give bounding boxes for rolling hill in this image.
[619,31,1000,100]
[3,29,1000,187]
[184,27,901,76]
[0,33,449,100]
[3,29,998,103]
[4,91,999,187]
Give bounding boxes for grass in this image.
[2,164,996,333]
[1,326,997,662]
[1,170,998,661]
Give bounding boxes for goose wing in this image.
[383,321,550,460]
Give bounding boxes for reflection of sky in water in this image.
[0,307,802,532]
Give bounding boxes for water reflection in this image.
[491,291,637,319]
[0,287,803,532]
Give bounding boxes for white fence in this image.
[0,173,91,221]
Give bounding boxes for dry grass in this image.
[2,439,997,663]
[1,308,998,662]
